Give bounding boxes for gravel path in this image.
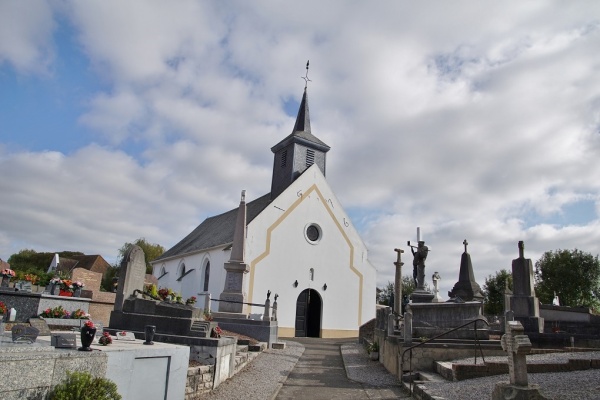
[423,351,600,400]
[206,341,305,400]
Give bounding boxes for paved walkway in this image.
[274,338,409,400]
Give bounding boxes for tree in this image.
[534,249,600,309]
[483,269,512,315]
[376,275,429,306]
[377,281,394,305]
[7,249,84,275]
[118,238,165,274]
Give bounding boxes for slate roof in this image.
[56,255,111,275]
[271,88,330,153]
[155,192,272,262]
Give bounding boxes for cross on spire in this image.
[463,239,468,253]
[301,60,311,89]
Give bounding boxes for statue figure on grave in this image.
[432,272,441,295]
[411,241,429,289]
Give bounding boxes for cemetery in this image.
[0,244,276,399]
[2,228,600,399]
[365,237,600,399]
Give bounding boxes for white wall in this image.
[153,246,229,312]
[246,164,376,334]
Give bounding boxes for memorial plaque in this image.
[28,318,52,336]
[11,325,39,343]
[225,274,243,291]
[51,333,77,349]
[115,331,136,341]
[16,281,33,292]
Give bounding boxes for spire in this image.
[269,61,330,200]
[292,88,311,134]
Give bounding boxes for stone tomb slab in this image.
[28,318,52,336]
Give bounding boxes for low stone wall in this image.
[186,365,215,399]
[440,357,600,381]
[0,343,108,399]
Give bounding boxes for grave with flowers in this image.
[107,245,237,386]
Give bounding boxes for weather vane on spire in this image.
[301,60,311,89]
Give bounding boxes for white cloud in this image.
[1,1,600,301]
[0,0,55,74]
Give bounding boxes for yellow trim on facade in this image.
[248,183,364,326]
[278,327,359,339]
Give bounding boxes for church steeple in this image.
[270,64,330,200]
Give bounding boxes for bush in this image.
[47,371,121,400]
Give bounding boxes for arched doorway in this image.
[295,289,322,337]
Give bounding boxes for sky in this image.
[1,1,600,299]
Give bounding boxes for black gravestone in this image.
[11,324,39,343]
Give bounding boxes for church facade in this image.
[151,86,376,338]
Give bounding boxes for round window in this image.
[305,223,322,244]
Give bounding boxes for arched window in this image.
[160,266,166,276]
[203,261,210,292]
[179,263,186,279]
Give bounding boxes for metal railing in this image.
[400,316,490,394]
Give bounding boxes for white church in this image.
[151,83,377,338]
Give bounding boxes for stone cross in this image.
[393,248,404,314]
[501,320,532,386]
[518,240,525,258]
[463,239,468,252]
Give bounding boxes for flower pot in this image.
[369,351,379,361]
[144,325,156,345]
[74,288,82,297]
[79,325,97,351]
[1,276,10,288]
[59,290,73,297]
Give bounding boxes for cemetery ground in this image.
[3,322,600,399]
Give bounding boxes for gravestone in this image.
[114,245,146,312]
[11,324,39,343]
[218,191,250,314]
[448,240,484,301]
[28,318,52,336]
[72,268,102,298]
[509,241,544,333]
[492,320,548,400]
